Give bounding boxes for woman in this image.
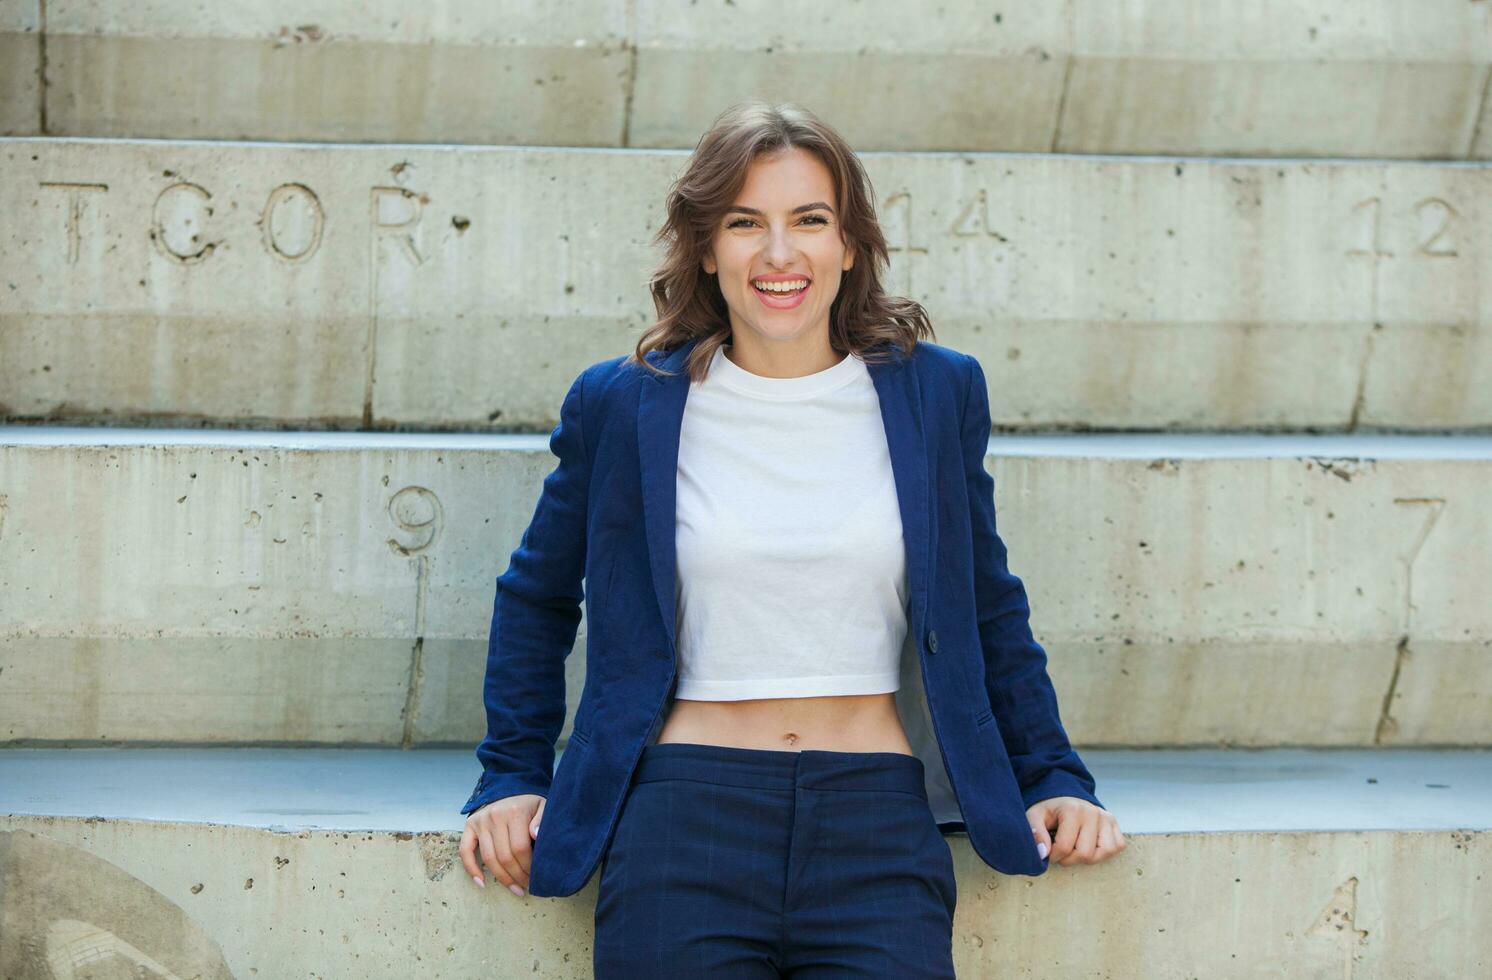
[459,101,1126,976]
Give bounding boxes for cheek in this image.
[811,270,841,300]
[810,246,847,287]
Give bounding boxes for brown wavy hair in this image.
[625,100,935,382]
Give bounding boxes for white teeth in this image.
[753,279,809,293]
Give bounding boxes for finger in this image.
[1050,803,1081,864]
[531,797,546,838]
[489,814,527,894]
[1094,819,1115,859]
[1029,810,1053,858]
[459,826,484,886]
[1067,812,1099,864]
[506,813,534,887]
[1108,817,1129,857]
[476,820,515,892]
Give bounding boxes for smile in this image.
[751,278,811,309]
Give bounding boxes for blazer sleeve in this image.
[461,367,592,816]
[960,353,1104,811]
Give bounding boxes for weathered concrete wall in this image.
[1065,0,1492,159]
[0,825,235,978]
[0,433,588,750]
[0,816,1485,979]
[4,139,1492,431]
[6,1,1492,158]
[0,2,39,137]
[2,433,1487,747]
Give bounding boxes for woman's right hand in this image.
[460,793,546,896]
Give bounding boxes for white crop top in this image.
[672,343,910,700]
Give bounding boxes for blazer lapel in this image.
[637,336,932,656]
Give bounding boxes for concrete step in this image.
[0,745,1487,977]
[3,426,1489,749]
[4,1,1492,160]
[5,138,1492,432]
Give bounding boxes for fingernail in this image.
[1037,842,1049,859]
[472,875,484,888]
[509,884,526,897]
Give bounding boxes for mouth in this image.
[751,277,811,308]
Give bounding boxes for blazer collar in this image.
[636,335,931,655]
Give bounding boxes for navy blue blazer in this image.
[461,334,1104,898]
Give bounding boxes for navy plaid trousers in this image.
[592,740,958,978]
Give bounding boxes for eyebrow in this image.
[725,202,834,216]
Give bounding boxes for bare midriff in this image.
[656,692,915,755]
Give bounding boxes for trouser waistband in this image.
[634,740,927,797]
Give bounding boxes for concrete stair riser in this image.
[0,815,1485,979]
[4,140,1492,430]
[2,435,1488,746]
[5,1,1492,158]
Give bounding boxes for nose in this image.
[763,227,797,267]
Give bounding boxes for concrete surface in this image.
[2,745,1490,835]
[5,138,1492,430]
[0,746,1487,978]
[5,1,1492,158]
[5,426,1490,458]
[0,1,38,137]
[1,427,1489,748]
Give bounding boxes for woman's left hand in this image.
[1027,797,1126,867]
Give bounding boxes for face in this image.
[702,147,854,346]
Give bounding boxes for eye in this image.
[726,214,831,229]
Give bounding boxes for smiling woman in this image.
[458,99,1123,979]
[639,122,937,785]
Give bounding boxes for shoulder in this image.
[563,351,651,431]
[577,352,632,387]
[904,338,974,375]
[577,352,641,401]
[903,339,979,410]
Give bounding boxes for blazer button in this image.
[926,629,939,654]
